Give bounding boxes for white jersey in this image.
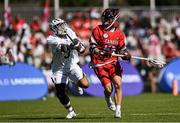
[47,27,79,73]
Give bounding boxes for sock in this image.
[116,105,121,111]
[64,102,73,112]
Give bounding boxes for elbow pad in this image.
[78,43,85,53]
[89,43,97,54]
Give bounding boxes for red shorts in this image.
[94,61,122,86]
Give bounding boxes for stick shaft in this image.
[112,53,166,65]
[112,53,149,61]
[66,33,73,41]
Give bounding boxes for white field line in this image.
[1,114,64,118]
[1,112,180,118]
[131,113,180,116]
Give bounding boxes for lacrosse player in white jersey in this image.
[47,18,89,119]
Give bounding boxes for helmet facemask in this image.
[56,22,67,35]
[101,8,120,30]
[50,18,67,35]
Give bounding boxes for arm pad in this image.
[89,43,97,54]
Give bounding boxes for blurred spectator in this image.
[33,40,44,67]
[90,8,101,19]
[162,36,180,61]
[148,67,159,93]
[16,44,24,62]
[24,44,34,65]
[156,16,172,42]
[30,16,41,32]
[41,43,52,70]
[147,29,163,59]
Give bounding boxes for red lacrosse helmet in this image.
[101,8,120,29]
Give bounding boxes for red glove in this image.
[122,51,131,61]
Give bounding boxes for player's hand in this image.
[72,39,80,47]
[69,39,85,53]
[121,51,131,61]
[69,39,79,48]
[99,50,112,58]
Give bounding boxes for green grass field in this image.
[0,93,180,122]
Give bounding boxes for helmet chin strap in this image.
[105,12,120,30]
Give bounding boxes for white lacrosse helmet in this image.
[50,18,67,35]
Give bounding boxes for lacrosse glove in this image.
[70,38,85,53]
[121,51,131,61]
[99,50,112,58]
[69,38,80,49]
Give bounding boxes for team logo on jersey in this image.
[103,33,108,38]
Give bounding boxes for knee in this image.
[79,80,89,88]
[106,88,112,94]
[82,82,89,88]
[105,85,113,94]
[114,81,121,90]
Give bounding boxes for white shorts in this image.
[52,63,83,84]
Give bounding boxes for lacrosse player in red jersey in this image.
[89,8,131,118]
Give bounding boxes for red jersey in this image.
[90,25,125,65]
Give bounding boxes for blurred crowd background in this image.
[0,0,180,93]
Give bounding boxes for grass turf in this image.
[0,93,180,122]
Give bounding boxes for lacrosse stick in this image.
[65,32,86,54]
[112,53,166,68]
[66,32,73,42]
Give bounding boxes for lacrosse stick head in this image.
[148,58,166,68]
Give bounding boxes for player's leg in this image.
[6,48,16,65]
[104,83,116,111]
[52,72,76,119]
[69,64,89,95]
[112,75,122,118]
[111,62,123,118]
[77,73,89,88]
[94,66,115,111]
[55,83,76,119]
[76,73,89,95]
